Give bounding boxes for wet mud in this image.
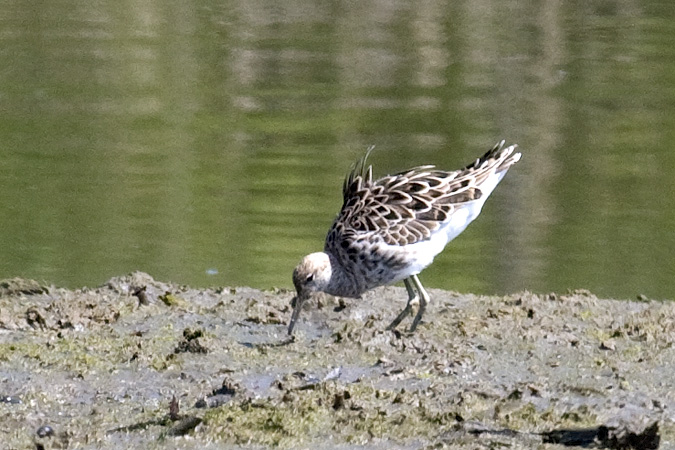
[0,273,671,449]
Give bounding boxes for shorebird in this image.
[288,140,521,335]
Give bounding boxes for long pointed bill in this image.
[287,291,309,335]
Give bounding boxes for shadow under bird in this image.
[288,140,521,335]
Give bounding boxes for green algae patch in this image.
[203,382,459,447]
[205,397,334,446]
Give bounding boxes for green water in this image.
[1,0,674,300]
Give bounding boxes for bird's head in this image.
[287,252,332,335]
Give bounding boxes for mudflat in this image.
[0,272,670,449]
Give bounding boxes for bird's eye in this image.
[306,274,314,283]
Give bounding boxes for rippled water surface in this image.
[1,0,674,299]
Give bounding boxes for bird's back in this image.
[324,141,521,294]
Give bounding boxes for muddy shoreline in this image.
[0,273,670,448]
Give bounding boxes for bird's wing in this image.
[327,141,520,248]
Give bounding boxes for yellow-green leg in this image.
[387,274,428,332]
[409,274,430,332]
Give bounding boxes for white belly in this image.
[389,199,487,282]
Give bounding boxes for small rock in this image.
[183,328,204,341]
[214,377,238,396]
[166,416,202,436]
[0,395,21,404]
[174,328,208,354]
[174,339,208,354]
[195,377,241,408]
[169,395,180,421]
[132,286,150,305]
[26,307,47,330]
[195,395,234,409]
[36,425,54,438]
[323,367,342,382]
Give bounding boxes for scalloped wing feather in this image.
[328,141,520,249]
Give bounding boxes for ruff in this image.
[288,140,521,335]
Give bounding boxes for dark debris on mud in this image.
[0,272,672,449]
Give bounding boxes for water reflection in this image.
[0,0,673,300]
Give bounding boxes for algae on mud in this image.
[0,272,670,449]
